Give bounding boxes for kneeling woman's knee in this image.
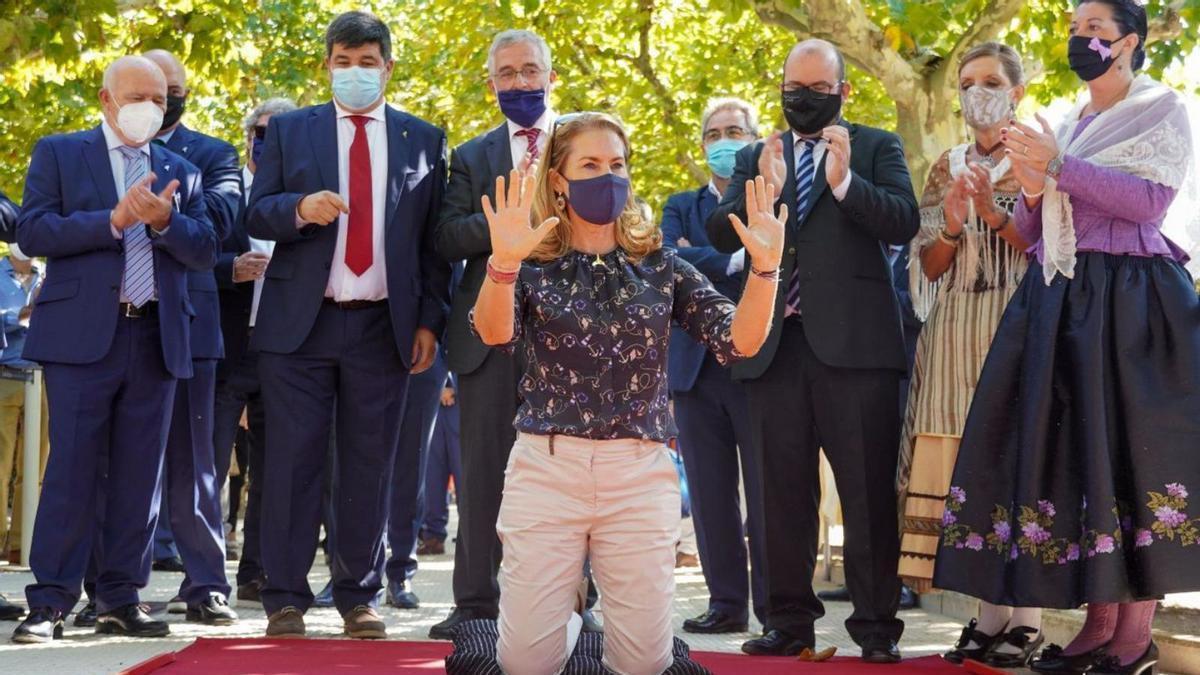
[497,631,569,675]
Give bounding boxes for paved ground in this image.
[0,532,970,674]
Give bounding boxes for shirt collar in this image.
[101,118,151,157]
[506,108,556,139]
[242,165,254,188]
[334,99,388,122]
[706,181,722,198]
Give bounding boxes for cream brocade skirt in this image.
[898,435,960,592]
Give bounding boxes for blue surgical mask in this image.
[331,66,384,110]
[704,138,748,179]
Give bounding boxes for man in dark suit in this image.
[142,48,241,624]
[706,40,918,662]
[429,29,558,639]
[212,97,296,607]
[246,12,450,640]
[11,55,217,643]
[663,97,768,635]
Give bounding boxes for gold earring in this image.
[556,193,566,210]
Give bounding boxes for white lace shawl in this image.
[1041,76,1197,284]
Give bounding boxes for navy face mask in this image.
[566,173,630,226]
[498,88,547,128]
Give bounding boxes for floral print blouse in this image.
[471,247,745,441]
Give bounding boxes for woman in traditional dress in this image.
[933,2,1200,674]
[896,42,1042,668]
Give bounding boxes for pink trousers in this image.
[496,433,680,675]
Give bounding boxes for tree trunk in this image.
[895,83,963,195]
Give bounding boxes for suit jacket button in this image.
[787,247,796,255]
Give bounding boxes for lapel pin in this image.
[183,146,189,152]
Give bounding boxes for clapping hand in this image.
[728,175,786,272]
[1002,113,1058,184]
[756,132,787,195]
[942,173,971,235]
[822,126,851,188]
[482,169,560,269]
[113,172,180,231]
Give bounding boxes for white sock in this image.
[992,607,1042,655]
[968,602,1012,649]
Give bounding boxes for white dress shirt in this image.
[325,100,389,301]
[794,135,852,202]
[506,108,555,169]
[242,167,275,327]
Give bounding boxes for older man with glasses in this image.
[661,97,768,637]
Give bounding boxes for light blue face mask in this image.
[704,138,749,179]
[331,66,384,110]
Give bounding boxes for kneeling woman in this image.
[472,112,784,674]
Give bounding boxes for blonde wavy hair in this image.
[529,112,662,263]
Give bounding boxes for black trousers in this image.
[213,343,266,587]
[745,319,904,645]
[451,349,521,615]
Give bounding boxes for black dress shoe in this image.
[683,609,749,634]
[580,609,604,634]
[428,607,493,640]
[0,594,25,621]
[386,580,420,610]
[816,586,852,602]
[96,604,170,637]
[898,584,918,610]
[944,618,1001,664]
[74,601,98,628]
[236,579,263,606]
[741,629,813,656]
[861,634,902,664]
[186,593,238,625]
[152,556,186,573]
[1094,642,1158,675]
[11,607,64,643]
[1031,643,1105,674]
[984,626,1044,668]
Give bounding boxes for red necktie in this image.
[346,115,373,276]
[515,127,541,161]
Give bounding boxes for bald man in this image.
[142,48,240,626]
[707,39,918,662]
[11,55,216,643]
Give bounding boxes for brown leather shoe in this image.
[416,537,445,556]
[265,606,305,638]
[343,605,386,639]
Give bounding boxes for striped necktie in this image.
[515,128,541,161]
[785,139,817,317]
[117,145,156,307]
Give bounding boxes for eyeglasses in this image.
[253,125,268,140]
[492,66,546,87]
[703,126,751,143]
[781,81,843,97]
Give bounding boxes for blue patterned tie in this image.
[785,139,817,317]
[118,145,156,307]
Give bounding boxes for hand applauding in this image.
[482,169,560,270]
[728,175,786,273]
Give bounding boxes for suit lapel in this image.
[309,103,339,193]
[165,125,190,158]
[384,106,410,230]
[485,123,512,179]
[82,127,119,208]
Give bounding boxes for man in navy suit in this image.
[246,11,450,640]
[430,28,561,639]
[141,48,241,625]
[663,98,767,636]
[212,98,297,607]
[11,55,217,643]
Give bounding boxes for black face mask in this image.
[782,86,843,136]
[160,94,186,131]
[1067,34,1124,82]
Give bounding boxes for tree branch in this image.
[751,0,919,102]
[945,0,1026,72]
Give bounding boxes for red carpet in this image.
[125,638,967,674]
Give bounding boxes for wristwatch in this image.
[1046,155,1065,180]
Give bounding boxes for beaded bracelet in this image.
[937,229,961,247]
[486,256,519,285]
[750,265,781,282]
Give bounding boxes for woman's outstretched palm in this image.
[483,169,560,268]
[729,175,786,272]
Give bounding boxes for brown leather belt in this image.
[119,301,158,318]
[322,298,386,310]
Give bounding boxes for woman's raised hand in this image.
[728,175,786,273]
[482,169,560,268]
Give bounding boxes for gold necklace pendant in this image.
[592,254,607,269]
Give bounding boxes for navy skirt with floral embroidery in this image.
[932,252,1200,608]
